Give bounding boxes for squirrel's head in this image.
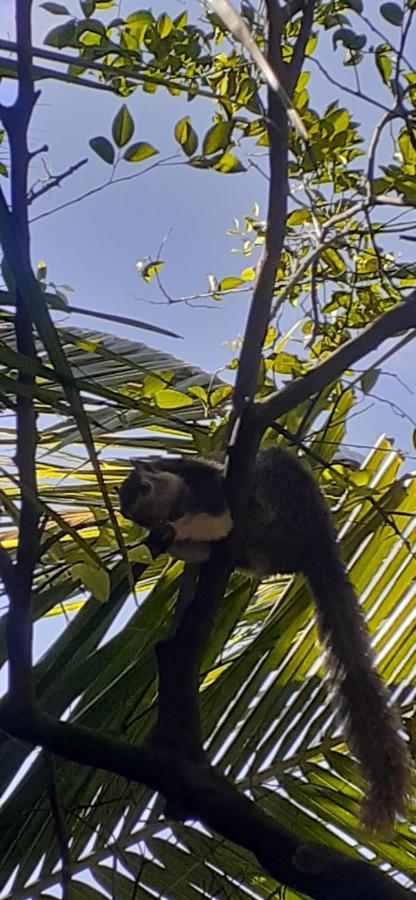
[118,461,184,528]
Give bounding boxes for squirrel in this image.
[119,447,410,832]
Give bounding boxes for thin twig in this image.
[310,57,389,111]
[29,155,180,224]
[367,110,397,194]
[28,157,88,205]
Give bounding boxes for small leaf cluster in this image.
[174,115,245,174]
[89,103,158,165]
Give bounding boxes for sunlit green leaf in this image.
[202,121,233,155]
[212,152,246,173]
[123,141,158,162]
[112,104,134,147]
[155,389,194,408]
[73,562,111,602]
[157,12,173,38]
[174,116,198,157]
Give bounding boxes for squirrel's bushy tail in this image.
[306,555,410,832]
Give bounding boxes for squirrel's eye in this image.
[139,480,152,496]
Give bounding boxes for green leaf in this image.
[157,12,173,38]
[76,18,105,43]
[126,9,153,25]
[380,2,404,25]
[322,247,346,274]
[344,0,363,10]
[174,11,188,28]
[142,372,169,397]
[37,260,48,282]
[218,276,244,291]
[202,121,233,155]
[212,152,246,174]
[188,385,208,403]
[128,545,153,564]
[174,116,198,157]
[360,369,381,395]
[112,104,134,148]
[73,562,111,602]
[287,209,311,227]
[89,136,115,165]
[136,260,165,283]
[241,267,255,281]
[375,44,392,84]
[155,389,194,409]
[398,131,416,164]
[123,142,158,162]
[44,20,76,47]
[332,27,366,50]
[80,0,95,15]
[40,1,70,13]
[210,386,232,407]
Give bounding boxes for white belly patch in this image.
[172,510,233,542]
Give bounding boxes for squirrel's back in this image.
[239,448,409,831]
[238,448,336,576]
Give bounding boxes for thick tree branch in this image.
[231,27,289,419]
[255,292,416,429]
[0,704,410,900]
[1,0,38,707]
[150,0,316,811]
[287,0,316,93]
[150,0,299,758]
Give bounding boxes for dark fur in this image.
[119,448,410,831]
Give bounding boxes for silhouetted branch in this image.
[0,0,39,708]
[0,703,410,900]
[256,292,416,429]
[28,157,88,205]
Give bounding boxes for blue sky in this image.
[1,0,416,460]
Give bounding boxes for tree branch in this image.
[0,704,410,900]
[28,157,88,205]
[150,0,317,817]
[287,0,316,93]
[230,22,289,420]
[1,0,38,708]
[256,292,416,429]
[0,39,215,101]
